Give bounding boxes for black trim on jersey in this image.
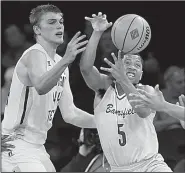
[20,87,29,124]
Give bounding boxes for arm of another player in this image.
[58,68,96,128]
[27,32,87,95]
[129,85,185,121]
[80,12,112,92]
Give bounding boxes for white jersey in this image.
[94,85,158,168]
[2,43,67,145]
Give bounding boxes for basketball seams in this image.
[112,15,129,49]
[121,16,138,52]
[111,14,151,54]
[125,17,145,54]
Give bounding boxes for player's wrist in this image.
[92,30,104,37]
[160,100,169,112]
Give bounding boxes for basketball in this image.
[111,14,151,54]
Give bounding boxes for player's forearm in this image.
[36,58,70,95]
[119,79,151,118]
[80,31,103,74]
[160,101,185,121]
[71,106,96,128]
[154,120,177,132]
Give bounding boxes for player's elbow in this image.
[35,86,47,95]
[80,65,91,75]
[62,114,74,124]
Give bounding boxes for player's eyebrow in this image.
[47,18,64,21]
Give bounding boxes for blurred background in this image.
[1,1,185,172]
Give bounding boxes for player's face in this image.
[122,54,143,84]
[170,71,185,95]
[37,12,64,45]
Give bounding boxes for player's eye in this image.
[136,64,141,68]
[48,20,56,24]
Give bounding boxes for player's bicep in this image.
[26,50,47,88]
[81,66,111,92]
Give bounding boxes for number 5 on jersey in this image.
[118,124,126,146]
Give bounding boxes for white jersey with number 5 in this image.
[94,85,158,168]
[2,43,68,145]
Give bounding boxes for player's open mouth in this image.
[55,32,63,37]
[126,72,135,78]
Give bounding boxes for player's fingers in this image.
[107,22,113,29]
[176,102,180,106]
[92,14,96,18]
[135,104,147,109]
[111,53,117,63]
[75,40,88,49]
[100,67,112,73]
[136,89,151,98]
[179,95,185,107]
[117,50,122,60]
[102,14,107,19]
[129,93,141,99]
[70,31,82,43]
[98,12,102,17]
[104,58,115,68]
[180,94,185,104]
[75,47,87,55]
[129,100,146,107]
[72,35,87,45]
[84,16,93,21]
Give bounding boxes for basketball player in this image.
[80,12,172,172]
[1,4,96,172]
[129,85,185,127]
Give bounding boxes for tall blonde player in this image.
[1,4,96,172]
[80,12,172,172]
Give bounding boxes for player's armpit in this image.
[81,66,111,92]
[26,50,47,94]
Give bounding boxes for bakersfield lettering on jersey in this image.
[106,104,135,118]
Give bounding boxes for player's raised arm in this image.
[129,86,185,121]
[80,12,112,92]
[27,32,88,95]
[58,68,96,128]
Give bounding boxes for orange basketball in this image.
[111,14,151,54]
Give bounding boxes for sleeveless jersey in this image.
[94,85,158,168]
[2,43,68,145]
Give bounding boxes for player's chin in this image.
[128,78,139,85]
[55,38,64,44]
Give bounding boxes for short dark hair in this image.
[123,53,144,67]
[29,4,62,26]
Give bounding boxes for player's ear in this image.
[33,25,41,36]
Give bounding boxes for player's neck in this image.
[37,38,58,60]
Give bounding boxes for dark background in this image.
[1,1,185,171]
[1,1,185,70]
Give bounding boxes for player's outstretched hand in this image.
[64,31,88,63]
[1,135,15,152]
[85,12,112,32]
[100,50,127,83]
[129,84,165,111]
